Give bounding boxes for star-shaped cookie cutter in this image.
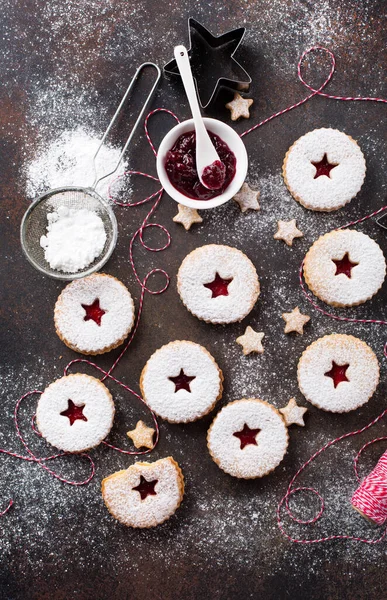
[164,17,251,109]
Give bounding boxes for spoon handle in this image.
[173,45,206,134]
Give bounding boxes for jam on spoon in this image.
[165,130,236,200]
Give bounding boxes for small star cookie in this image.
[236,326,264,355]
[127,420,155,449]
[225,93,253,121]
[173,204,203,231]
[282,307,310,335]
[233,183,260,213]
[279,398,307,427]
[274,219,303,247]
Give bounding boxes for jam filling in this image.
[168,369,196,393]
[311,153,338,179]
[324,361,350,388]
[201,160,226,190]
[132,475,158,500]
[60,399,88,426]
[332,253,359,278]
[165,131,236,200]
[81,298,106,326]
[203,273,233,298]
[233,424,261,450]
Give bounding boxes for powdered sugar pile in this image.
[25,128,127,200]
[40,205,107,272]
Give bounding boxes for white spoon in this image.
[173,45,226,190]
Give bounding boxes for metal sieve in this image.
[21,62,161,280]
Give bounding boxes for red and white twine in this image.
[3,46,387,522]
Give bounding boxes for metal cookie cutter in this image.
[164,17,251,109]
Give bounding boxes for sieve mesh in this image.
[20,187,118,280]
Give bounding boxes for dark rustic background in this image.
[1,1,387,599]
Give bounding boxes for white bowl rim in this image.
[156,117,247,210]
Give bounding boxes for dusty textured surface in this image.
[1,1,387,599]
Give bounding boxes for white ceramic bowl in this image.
[156,117,248,210]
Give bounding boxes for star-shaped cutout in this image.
[282,307,310,335]
[164,18,251,108]
[233,182,260,213]
[60,399,88,426]
[81,298,106,326]
[226,92,254,121]
[132,475,158,501]
[127,420,155,450]
[236,326,264,355]
[279,398,308,427]
[274,219,304,247]
[311,154,338,179]
[325,362,350,388]
[233,423,261,449]
[332,253,359,278]
[173,204,203,231]
[203,273,233,298]
[168,368,196,393]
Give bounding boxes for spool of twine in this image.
[352,450,387,525]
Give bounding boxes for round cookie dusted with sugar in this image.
[101,457,184,528]
[303,229,386,307]
[297,334,379,413]
[283,128,366,211]
[54,273,135,355]
[36,374,115,452]
[207,399,289,479]
[177,244,260,324]
[140,340,223,423]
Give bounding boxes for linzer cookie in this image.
[303,229,386,307]
[54,273,135,355]
[207,399,289,479]
[140,340,223,423]
[36,374,115,452]
[177,244,260,324]
[101,457,184,528]
[297,334,379,413]
[282,128,366,211]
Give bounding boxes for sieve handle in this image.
[91,62,161,190]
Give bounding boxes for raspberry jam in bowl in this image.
[156,118,248,209]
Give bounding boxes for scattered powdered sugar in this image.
[36,374,115,452]
[283,129,367,211]
[101,457,184,528]
[297,334,380,413]
[140,341,223,423]
[40,205,107,272]
[207,399,289,478]
[177,244,260,323]
[25,128,127,200]
[303,229,386,306]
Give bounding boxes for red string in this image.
[241,46,386,138]
[277,411,387,544]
